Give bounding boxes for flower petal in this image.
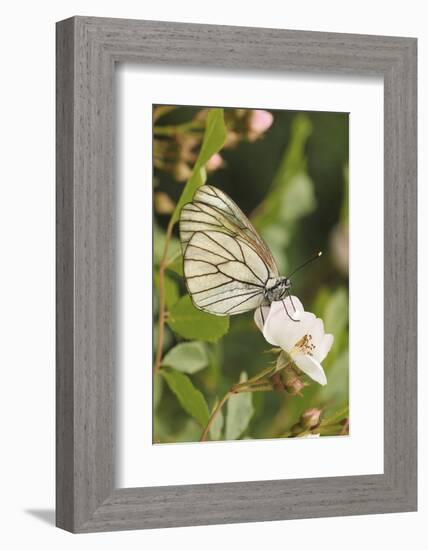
[254,305,271,333]
[253,295,304,339]
[283,295,305,313]
[308,318,325,350]
[294,354,327,385]
[315,333,334,363]
[263,302,316,351]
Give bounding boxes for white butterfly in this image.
[179,185,301,317]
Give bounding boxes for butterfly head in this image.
[264,276,292,303]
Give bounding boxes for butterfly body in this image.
[263,276,292,303]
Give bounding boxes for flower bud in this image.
[250,110,273,134]
[206,153,224,171]
[154,191,175,214]
[300,408,322,429]
[247,110,273,142]
[270,372,285,391]
[276,365,305,395]
[224,130,240,149]
[174,161,193,182]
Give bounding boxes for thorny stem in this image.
[154,218,175,373]
[200,391,232,442]
[200,374,280,442]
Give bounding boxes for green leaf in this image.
[319,424,347,436]
[167,295,229,342]
[209,398,224,441]
[166,255,183,276]
[171,108,227,223]
[319,350,349,401]
[162,342,209,374]
[324,287,348,337]
[311,287,330,318]
[225,372,254,440]
[321,405,349,427]
[154,223,181,266]
[278,172,316,222]
[153,372,163,410]
[154,272,180,309]
[160,369,210,427]
[252,114,315,230]
[340,164,349,224]
[173,419,204,443]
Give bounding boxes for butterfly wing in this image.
[179,185,279,316]
[180,185,278,275]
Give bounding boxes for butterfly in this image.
[179,185,319,318]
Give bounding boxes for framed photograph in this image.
[56,16,417,532]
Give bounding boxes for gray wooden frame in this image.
[56,16,417,533]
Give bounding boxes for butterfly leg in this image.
[287,290,297,313]
[259,306,265,325]
[282,298,299,322]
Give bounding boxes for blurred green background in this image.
[153,105,349,443]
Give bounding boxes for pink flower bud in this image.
[250,110,273,134]
[300,408,322,429]
[206,153,224,171]
[174,161,193,182]
[154,191,175,214]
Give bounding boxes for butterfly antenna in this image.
[287,251,322,278]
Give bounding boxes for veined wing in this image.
[179,185,279,277]
[182,229,270,316]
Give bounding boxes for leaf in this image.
[340,164,349,224]
[252,114,315,230]
[321,405,349,427]
[279,173,316,222]
[167,295,229,342]
[319,350,349,401]
[225,372,254,440]
[162,342,209,374]
[154,272,179,309]
[173,419,204,443]
[209,398,224,441]
[311,287,330,318]
[154,223,181,266]
[160,369,210,427]
[171,108,227,223]
[324,287,348,337]
[153,372,163,410]
[204,342,224,389]
[166,254,183,276]
[319,423,348,436]
[153,105,178,122]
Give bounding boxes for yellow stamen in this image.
[293,334,316,356]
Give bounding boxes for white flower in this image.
[254,296,333,386]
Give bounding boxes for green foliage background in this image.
[153,106,349,443]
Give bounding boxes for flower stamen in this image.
[293,334,316,356]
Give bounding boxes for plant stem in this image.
[200,391,232,442]
[200,377,276,442]
[153,105,178,123]
[153,219,174,373]
[340,418,349,435]
[153,120,205,137]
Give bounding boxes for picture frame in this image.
[56,16,417,533]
